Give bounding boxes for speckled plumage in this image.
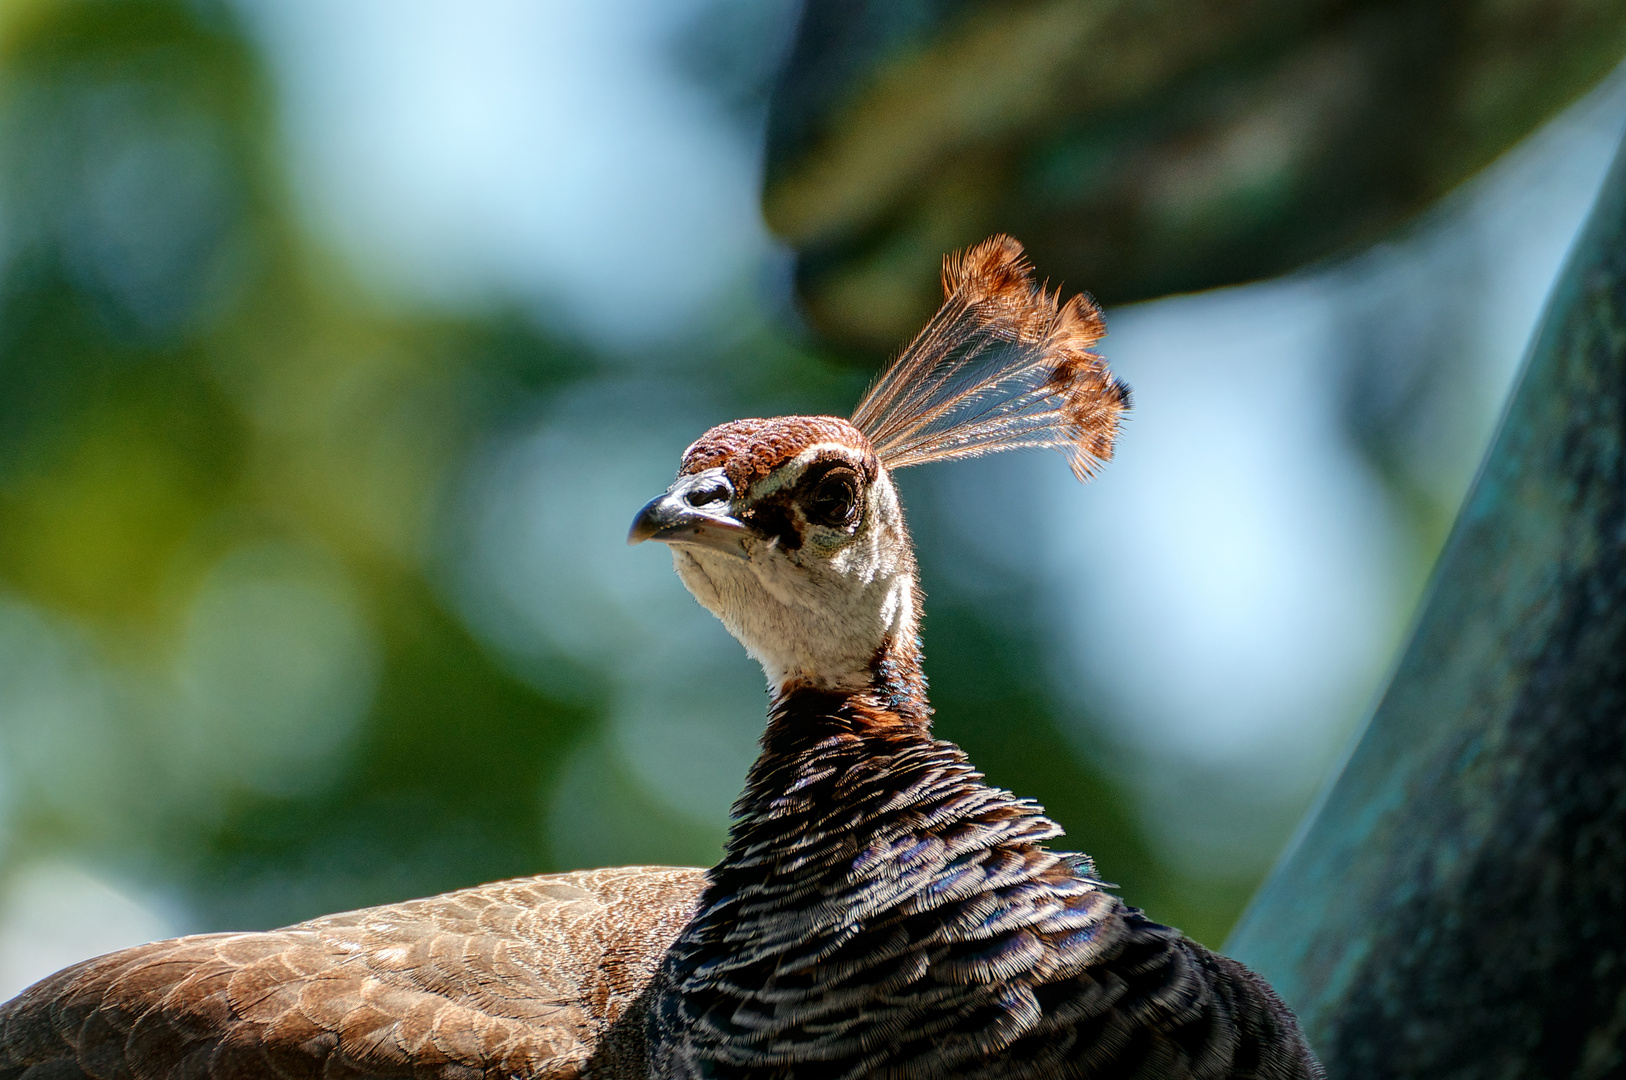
[0,868,705,1080]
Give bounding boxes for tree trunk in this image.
[1227,134,1626,1079]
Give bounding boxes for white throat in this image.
[670,471,917,695]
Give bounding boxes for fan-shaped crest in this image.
[850,235,1129,480]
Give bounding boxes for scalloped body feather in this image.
[647,693,1321,1079]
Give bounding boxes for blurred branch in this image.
[766,0,1626,349]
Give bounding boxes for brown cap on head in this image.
[680,416,878,492]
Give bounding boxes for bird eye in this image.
[805,468,860,527]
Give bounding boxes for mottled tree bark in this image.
[1227,135,1626,1079]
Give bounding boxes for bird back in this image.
[0,867,704,1080]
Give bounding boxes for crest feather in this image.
[850,235,1129,481]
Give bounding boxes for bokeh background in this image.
[1,0,1624,996]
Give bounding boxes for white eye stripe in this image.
[746,443,868,500]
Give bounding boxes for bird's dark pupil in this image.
[809,473,858,525]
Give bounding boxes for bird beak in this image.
[627,470,752,559]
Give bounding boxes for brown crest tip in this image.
[851,234,1128,481]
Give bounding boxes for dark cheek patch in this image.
[745,497,803,552]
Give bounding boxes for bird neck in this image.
[769,631,931,729]
[651,688,1117,1073]
[737,687,1067,894]
[741,688,1056,865]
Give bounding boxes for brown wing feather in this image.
[0,866,705,1080]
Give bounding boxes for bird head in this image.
[629,415,916,701]
[629,236,1129,713]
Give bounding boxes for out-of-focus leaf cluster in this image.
[767,0,1626,351]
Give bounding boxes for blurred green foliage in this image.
[0,0,1223,941]
[0,0,598,928]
